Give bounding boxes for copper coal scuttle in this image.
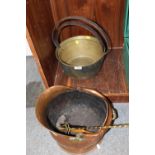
[35,16,128,154]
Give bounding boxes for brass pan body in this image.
[56,36,106,78]
[52,16,111,79]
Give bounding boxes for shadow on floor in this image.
[26,81,44,107]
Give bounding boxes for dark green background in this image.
[123,0,129,85]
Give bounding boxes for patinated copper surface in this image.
[35,86,113,154]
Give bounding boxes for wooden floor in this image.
[54,49,129,103]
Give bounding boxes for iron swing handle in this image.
[52,16,112,54]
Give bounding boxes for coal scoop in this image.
[35,85,128,154]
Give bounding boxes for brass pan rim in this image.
[55,35,106,67]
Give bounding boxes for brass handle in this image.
[59,108,128,135]
[102,124,129,129]
[60,122,129,135]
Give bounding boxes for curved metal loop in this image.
[53,20,106,50]
[52,16,111,52]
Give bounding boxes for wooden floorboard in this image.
[54,49,129,103]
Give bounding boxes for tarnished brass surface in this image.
[52,16,112,78]
[56,36,105,67]
[55,35,107,78]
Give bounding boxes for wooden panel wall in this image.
[95,0,125,48]
[26,0,58,87]
[27,0,126,95]
[50,0,125,48]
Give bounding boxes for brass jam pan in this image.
[56,35,105,67]
[52,16,111,78]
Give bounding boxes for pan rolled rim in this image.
[55,36,106,67]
